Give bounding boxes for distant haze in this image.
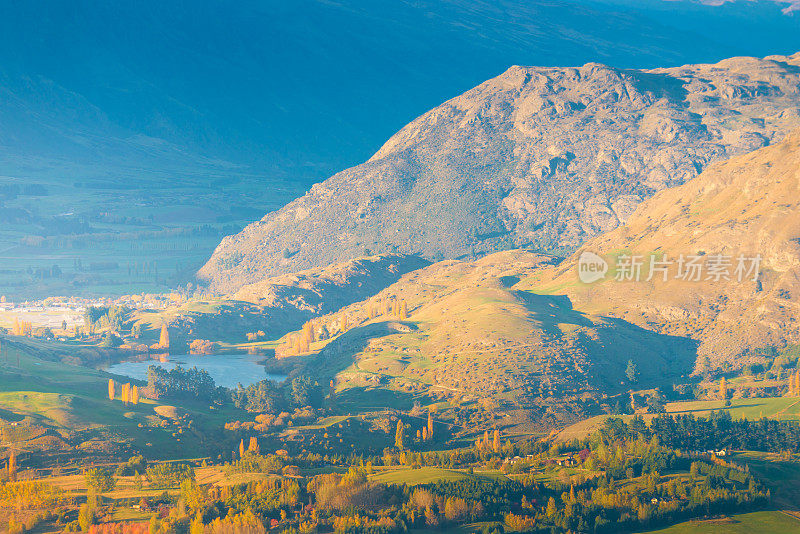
[1,0,799,183]
[1,0,799,298]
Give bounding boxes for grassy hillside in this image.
[526,129,800,372]
[0,336,242,463]
[270,250,697,433]
[635,511,800,534]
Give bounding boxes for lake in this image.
[106,353,286,388]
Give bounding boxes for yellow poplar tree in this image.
[395,420,404,450]
[427,412,433,439]
[108,379,115,401]
[302,321,315,344]
[239,439,245,458]
[8,449,16,479]
[131,385,139,405]
[159,324,170,349]
[248,437,260,454]
[422,427,428,441]
[720,377,728,399]
[493,429,500,452]
[296,334,309,354]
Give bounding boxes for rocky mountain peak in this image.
[199,52,800,294]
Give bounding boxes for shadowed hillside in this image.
[133,254,430,344]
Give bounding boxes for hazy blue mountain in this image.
[1,0,799,297]
[1,0,799,183]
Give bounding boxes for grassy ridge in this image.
[635,511,800,533]
[0,336,240,461]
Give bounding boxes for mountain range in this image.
[200,52,800,292]
[256,127,800,427]
[3,1,800,298]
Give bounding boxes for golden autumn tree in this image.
[400,300,408,319]
[13,320,33,337]
[427,411,433,439]
[159,324,170,349]
[131,385,139,405]
[720,377,728,399]
[483,430,490,450]
[341,314,349,333]
[8,449,16,479]
[422,427,428,441]
[302,321,315,344]
[248,437,260,454]
[108,379,115,401]
[239,439,245,458]
[493,429,500,452]
[395,420,404,450]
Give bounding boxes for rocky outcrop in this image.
[200,52,800,293]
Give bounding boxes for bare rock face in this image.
[199,52,800,293]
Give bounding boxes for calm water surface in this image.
[106,353,285,388]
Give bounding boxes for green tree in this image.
[626,359,639,383]
[290,375,317,407]
[84,467,115,492]
[99,332,123,348]
[546,496,558,518]
[78,502,96,531]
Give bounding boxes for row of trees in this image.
[278,297,413,357]
[10,318,33,337]
[605,412,800,453]
[475,429,501,452]
[108,378,139,404]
